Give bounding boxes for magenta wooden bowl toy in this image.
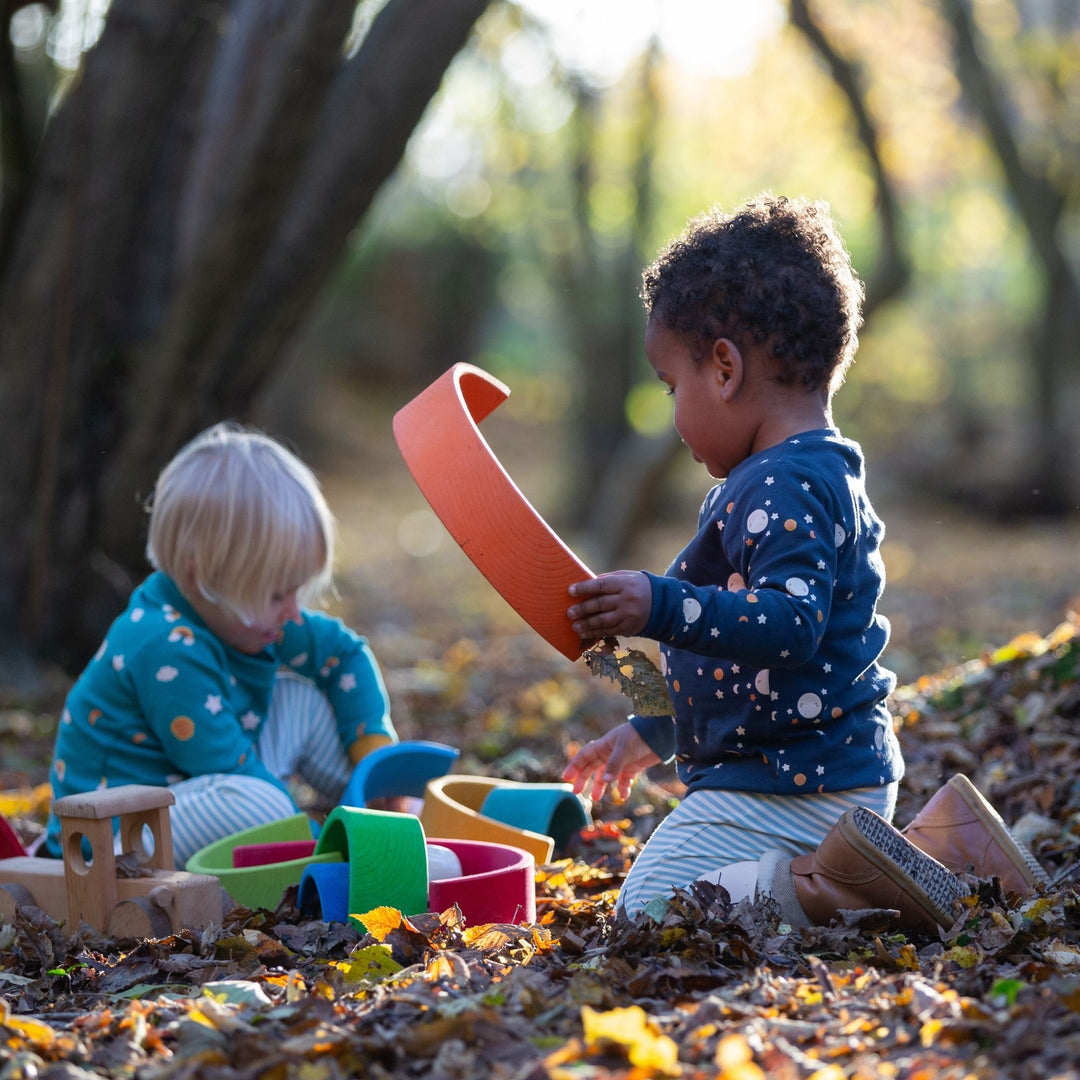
[427,837,536,925]
[231,839,318,868]
[0,814,26,860]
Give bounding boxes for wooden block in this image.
[52,784,175,819]
[0,857,68,922]
[61,815,118,930]
[0,857,225,934]
[110,871,225,936]
[115,805,175,872]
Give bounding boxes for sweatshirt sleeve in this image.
[629,713,676,764]
[278,612,397,759]
[642,465,844,669]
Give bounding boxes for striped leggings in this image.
[618,782,898,918]
[167,672,354,868]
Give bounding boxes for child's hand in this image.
[562,722,660,803]
[568,572,651,640]
[367,795,423,815]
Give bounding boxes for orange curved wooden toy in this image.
[393,363,594,661]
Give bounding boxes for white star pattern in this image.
[156,666,178,682]
[339,673,357,692]
[112,655,125,672]
[205,695,223,715]
[240,711,260,731]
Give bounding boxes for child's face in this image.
[645,318,746,479]
[192,584,303,655]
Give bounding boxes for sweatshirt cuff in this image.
[641,572,677,639]
[629,713,676,765]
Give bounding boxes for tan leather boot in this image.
[901,774,1049,898]
[790,806,968,932]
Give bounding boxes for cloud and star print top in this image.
[630,430,903,797]
[43,571,395,856]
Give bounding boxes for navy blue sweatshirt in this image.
[631,430,903,796]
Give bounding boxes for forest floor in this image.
[3,376,1080,1078]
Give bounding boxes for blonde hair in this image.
[146,422,335,626]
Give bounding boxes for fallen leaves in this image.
[5,616,1080,1076]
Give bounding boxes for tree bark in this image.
[0,0,492,668]
[941,0,1080,512]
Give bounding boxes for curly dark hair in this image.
[640,194,865,392]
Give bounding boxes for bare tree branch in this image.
[787,0,909,315]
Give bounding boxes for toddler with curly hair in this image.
[563,195,1041,931]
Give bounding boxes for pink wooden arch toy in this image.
[393,363,594,661]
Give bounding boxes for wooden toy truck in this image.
[0,785,224,937]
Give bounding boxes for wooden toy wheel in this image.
[108,896,173,939]
[0,881,37,920]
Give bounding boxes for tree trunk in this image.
[0,0,491,671]
[941,0,1080,513]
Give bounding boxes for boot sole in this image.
[842,807,968,929]
[946,774,1050,888]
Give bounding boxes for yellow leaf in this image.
[715,1033,765,1078]
[896,943,920,971]
[1,1014,57,1047]
[463,925,513,950]
[581,1005,680,1074]
[942,944,980,968]
[357,906,404,941]
[920,1017,943,1047]
[0,782,52,820]
[338,943,403,983]
[989,632,1047,664]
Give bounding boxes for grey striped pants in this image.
[618,782,898,917]
[166,671,354,867]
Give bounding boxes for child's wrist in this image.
[348,732,395,764]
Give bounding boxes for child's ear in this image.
[710,337,743,400]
